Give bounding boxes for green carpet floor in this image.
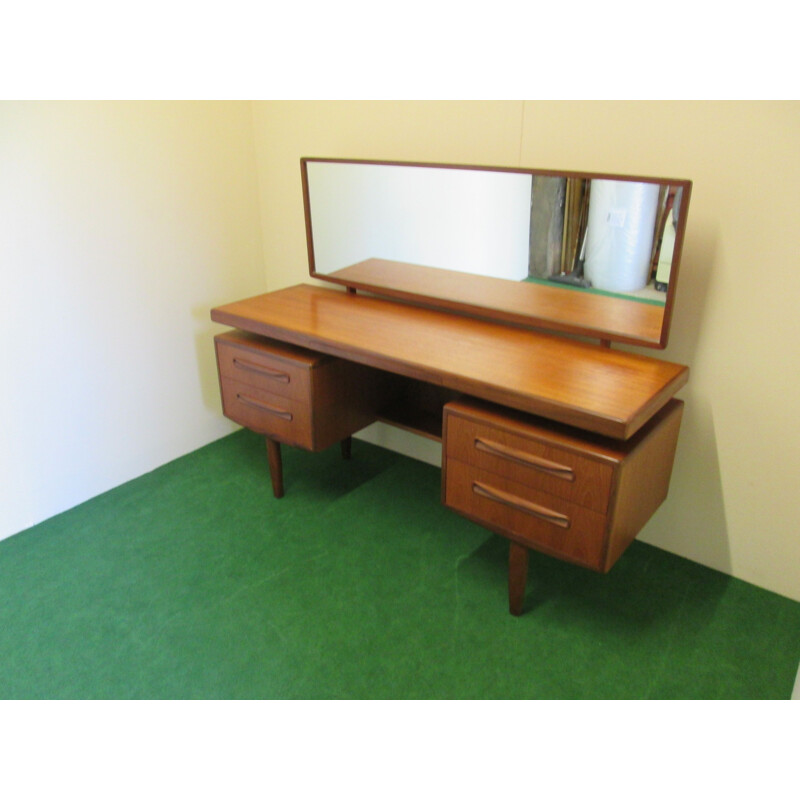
[2,430,799,699]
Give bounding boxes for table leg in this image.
[265,437,284,499]
[508,541,529,616]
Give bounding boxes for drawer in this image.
[215,334,317,402]
[444,460,607,570]
[444,411,614,514]
[215,330,388,452]
[220,377,313,449]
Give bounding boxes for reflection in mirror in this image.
[302,159,690,347]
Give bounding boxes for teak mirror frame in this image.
[301,157,692,349]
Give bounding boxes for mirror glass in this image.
[302,158,691,347]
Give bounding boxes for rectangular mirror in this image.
[301,158,691,348]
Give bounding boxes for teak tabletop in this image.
[210,284,688,439]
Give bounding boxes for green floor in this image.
[2,430,799,699]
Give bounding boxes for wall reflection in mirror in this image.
[302,159,690,347]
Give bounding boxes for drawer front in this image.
[220,377,312,449]
[216,339,311,402]
[445,413,613,514]
[444,460,607,570]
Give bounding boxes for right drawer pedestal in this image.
[442,398,684,578]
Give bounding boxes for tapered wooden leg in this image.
[508,541,529,616]
[340,436,352,460]
[265,437,284,499]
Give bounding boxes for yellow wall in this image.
[252,101,800,601]
[0,102,265,538]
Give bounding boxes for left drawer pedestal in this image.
[214,330,379,495]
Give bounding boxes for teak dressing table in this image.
[211,158,692,615]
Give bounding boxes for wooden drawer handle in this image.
[474,437,575,482]
[472,481,571,529]
[236,393,293,421]
[232,357,290,383]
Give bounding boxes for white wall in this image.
[0,102,265,540]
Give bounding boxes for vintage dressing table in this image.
[211,158,692,615]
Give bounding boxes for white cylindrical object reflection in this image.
[584,180,660,292]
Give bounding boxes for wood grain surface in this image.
[326,259,666,346]
[211,284,688,439]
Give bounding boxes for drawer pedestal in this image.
[215,330,379,497]
[443,397,684,614]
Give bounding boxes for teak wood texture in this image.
[324,259,666,346]
[442,397,684,576]
[211,284,688,440]
[211,284,689,615]
[215,330,379,452]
